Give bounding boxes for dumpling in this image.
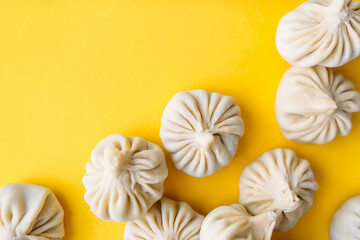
[275,66,360,144]
[329,196,360,240]
[160,89,244,177]
[239,148,318,232]
[0,183,64,240]
[276,0,360,67]
[82,134,168,222]
[200,204,276,240]
[124,197,204,240]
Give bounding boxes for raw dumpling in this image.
[276,66,360,144]
[160,89,244,177]
[200,204,276,240]
[124,198,204,240]
[329,196,360,240]
[82,134,168,222]
[276,0,360,67]
[239,148,318,232]
[0,183,64,240]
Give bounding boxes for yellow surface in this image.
[1,0,360,239]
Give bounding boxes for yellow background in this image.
[1,0,360,239]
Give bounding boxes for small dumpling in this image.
[329,196,360,240]
[276,66,360,144]
[0,183,64,240]
[160,89,244,177]
[239,148,318,232]
[82,134,168,222]
[276,0,360,67]
[200,204,276,240]
[124,198,204,240]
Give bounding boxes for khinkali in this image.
[239,148,318,232]
[276,0,360,67]
[329,196,360,240]
[124,198,204,240]
[200,204,276,240]
[276,66,360,144]
[82,134,168,222]
[160,89,244,177]
[0,183,64,240]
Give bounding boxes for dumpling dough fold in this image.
[275,66,360,144]
[82,134,168,222]
[0,183,65,240]
[276,0,360,67]
[239,148,318,232]
[330,196,360,240]
[160,89,244,177]
[200,204,276,240]
[124,198,204,240]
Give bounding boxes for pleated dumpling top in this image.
[0,183,65,240]
[160,89,244,177]
[124,198,204,240]
[276,0,360,67]
[239,149,318,232]
[276,66,360,144]
[82,134,168,222]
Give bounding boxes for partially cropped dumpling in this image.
[239,148,318,232]
[276,0,360,67]
[330,196,360,240]
[160,89,244,177]
[124,198,204,240]
[82,134,168,222]
[0,183,64,240]
[276,66,360,144]
[200,204,276,240]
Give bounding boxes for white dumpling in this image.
[239,148,318,232]
[124,198,204,240]
[160,89,244,177]
[0,183,64,240]
[276,66,360,144]
[330,196,360,240]
[200,204,276,240]
[276,0,360,67]
[82,134,168,222]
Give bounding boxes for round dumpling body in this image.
[200,204,276,240]
[0,183,64,240]
[124,198,204,240]
[239,148,318,232]
[82,134,168,222]
[276,66,360,144]
[276,0,360,67]
[160,89,244,177]
[330,196,360,240]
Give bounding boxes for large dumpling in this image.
[276,0,360,67]
[329,196,360,240]
[275,66,360,144]
[82,134,168,222]
[0,183,64,240]
[160,89,244,177]
[200,204,276,240]
[239,148,318,232]
[124,197,204,240]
